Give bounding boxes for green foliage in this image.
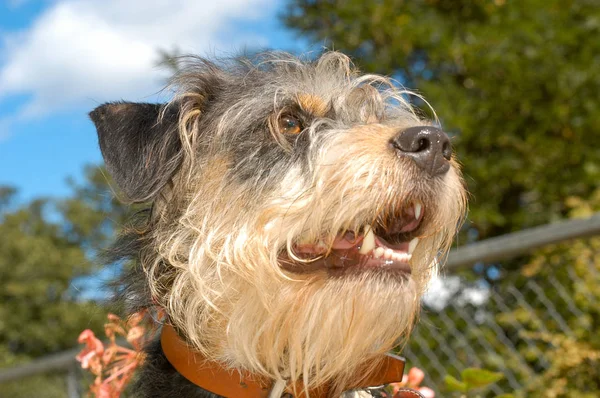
[0,166,132,394]
[461,368,504,389]
[284,0,600,238]
[445,368,510,397]
[445,374,468,393]
[0,373,73,398]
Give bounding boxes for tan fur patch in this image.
[297,93,329,117]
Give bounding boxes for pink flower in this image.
[76,310,163,398]
[390,367,435,398]
[76,329,105,374]
[407,367,425,386]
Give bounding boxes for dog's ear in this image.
[90,102,182,202]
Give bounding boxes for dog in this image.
[90,51,466,397]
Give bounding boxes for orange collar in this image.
[161,323,406,398]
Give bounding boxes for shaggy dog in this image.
[90,51,466,397]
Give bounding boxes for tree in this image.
[284,0,600,239]
[0,166,131,397]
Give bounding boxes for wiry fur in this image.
[93,51,466,397]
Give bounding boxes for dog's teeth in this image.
[384,248,394,260]
[408,238,419,255]
[414,202,423,220]
[373,247,385,258]
[394,252,406,261]
[399,253,412,262]
[388,251,412,263]
[359,225,375,254]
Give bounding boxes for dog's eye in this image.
[278,115,303,135]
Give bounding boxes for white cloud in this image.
[423,275,491,311]
[0,0,273,118]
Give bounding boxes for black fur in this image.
[90,102,181,202]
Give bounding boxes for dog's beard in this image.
[169,257,419,395]
[227,268,419,393]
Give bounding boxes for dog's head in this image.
[91,51,466,392]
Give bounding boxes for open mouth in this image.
[282,202,424,274]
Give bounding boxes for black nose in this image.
[390,126,452,176]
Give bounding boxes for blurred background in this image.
[0,0,599,397]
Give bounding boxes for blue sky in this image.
[0,0,311,202]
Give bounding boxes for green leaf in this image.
[461,368,504,389]
[444,375,468,392]
[495,394,516,398]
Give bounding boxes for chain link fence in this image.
[405,264,600,395]
[2,214,600,397]
[403,214,600,396]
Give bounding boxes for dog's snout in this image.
[390,126,452,176]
